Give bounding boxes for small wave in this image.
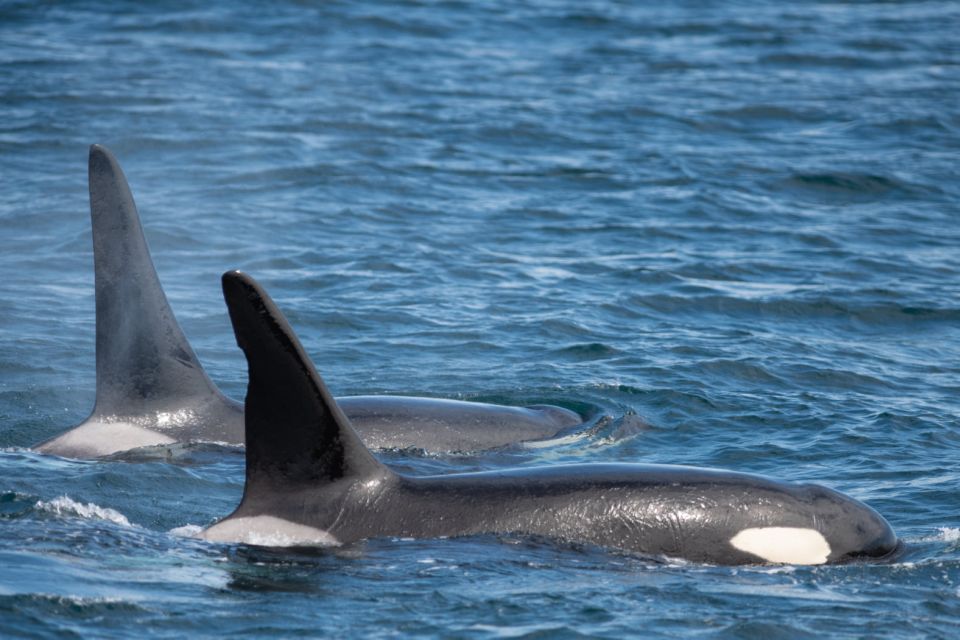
[0,592,146,612]
[786,172,906,194]
[844,38,907,53]
[521,431,591,450]
[0,490,40,519]
[168,524,204,538]
[760,53,882,69]
[526,266,577,281]
[553,342,621,361]
[34,496,130,527]
[629,292,960,327]
[468,623,571,638]
[930,527,960,543]
[778,171,934,202]
[708,105,823,123]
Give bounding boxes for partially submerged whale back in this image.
[204,271,899,565]
[35,145,582,459]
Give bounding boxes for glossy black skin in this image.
[336,396,580,451]
[34,145,581,458]
[234,463,897,565]
[212,271,899,565]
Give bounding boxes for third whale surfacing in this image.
[200,271,899,566]
[34,145,581,459]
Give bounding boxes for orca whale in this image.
[34,145,581,459]
[200,271,899,565]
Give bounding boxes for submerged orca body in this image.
[201,272,899,566]
[34,146,580,459]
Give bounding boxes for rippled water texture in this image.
[1,1,959,637]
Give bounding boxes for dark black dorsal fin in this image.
[88,144,221,416]
[221,271,386,493]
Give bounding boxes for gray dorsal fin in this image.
[221,270,386,492]
[89,144,221,417]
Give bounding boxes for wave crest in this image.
[34,496,131,527]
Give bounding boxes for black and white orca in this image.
[35,146,582,458]
[200,271,899,566]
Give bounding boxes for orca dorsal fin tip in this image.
[89,143,111,162]
[221,270,261,350]
[221,270,385,491]
[88,144,129,203]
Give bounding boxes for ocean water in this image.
[1,0,959,637]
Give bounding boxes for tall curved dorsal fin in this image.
[221,271,387,494]
[89,144,221,417]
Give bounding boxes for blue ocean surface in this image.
[1,0,959,637]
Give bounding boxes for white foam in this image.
[35,496,131,527]
[520,432,589,449]
[199,516,340,547]
[936,527,960,542]
[168,524,204,538]
[730,527,831,565]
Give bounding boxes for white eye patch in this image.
[730,527,831,565]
